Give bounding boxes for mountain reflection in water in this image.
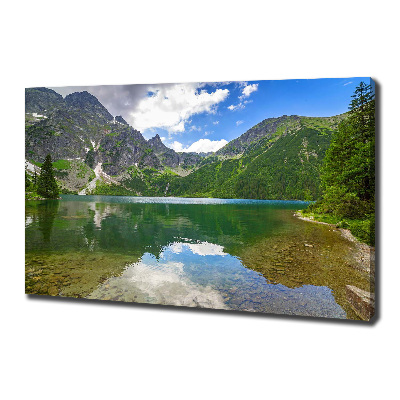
[25,195,372,319]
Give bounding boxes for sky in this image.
[50,77,372,153]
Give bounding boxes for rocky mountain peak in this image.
[65,91,113,121]
[148,134,165,149]
[148,135,168,156]
[115,115,128,125]
[65,91,98,107]
[25,87,64,113]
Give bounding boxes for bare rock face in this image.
[147,134,169,154]
[65,91,114,122]
[25,87,64,114]
[25,89,115,162]
[147,134,198,168]
[346,285,375,321]
[99,127,162,175]
[115,115,128,125]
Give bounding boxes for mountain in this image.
[216,114,345,158]
[217,115,303,157]
[147,134,180,168]
[115,115,128,125]
[147,134,205,170]
[25,87,346,200]
[25,87,64,113]
[166,114,345,200]
[26,88,116,162]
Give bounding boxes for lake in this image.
[25,195,371,319]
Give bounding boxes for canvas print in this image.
[25,78,375,320]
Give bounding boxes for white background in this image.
[1,1,398,399]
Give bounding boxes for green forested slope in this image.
[166,122,335,200]
[229,126,332,200]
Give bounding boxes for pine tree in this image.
[318,81,375,218]
[348,81,375,202]
[37,154,59,199]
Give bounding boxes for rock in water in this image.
[346,285,375,321]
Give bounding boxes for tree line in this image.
[305,81,375,245]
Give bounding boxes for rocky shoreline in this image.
[294,211,375,320]
[294,211,375,275]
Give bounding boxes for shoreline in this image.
[294,211,375,320]
[294,211,375,277]
[25,197,62,201]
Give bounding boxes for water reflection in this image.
[25,196,371,319]
[169,242,227,256]
[25,196,300,255]
[26,200,60,242]
[87,241,346,318]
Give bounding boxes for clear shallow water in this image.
[25,195,371,319]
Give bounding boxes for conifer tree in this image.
[318,81,375,217]
[37,154,59,199]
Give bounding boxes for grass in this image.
[25,191,42,200]
[29,159,42,167]
[301,210,375,246]
[52,159,72,170]
[106,131,121,137]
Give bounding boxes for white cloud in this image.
[170,141,185,152]
[228,83,259,111]
[170,138,228,153]
[169,121,185,133]
[212,120,219,125]
[204,131,212,136]
[189,125,202,132]
[236,120,244,126]
[343,81,353,86]
[228,103,245,111]
[239,83,258,99]
[129,83,229,134]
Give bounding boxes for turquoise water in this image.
[25,195,369,319]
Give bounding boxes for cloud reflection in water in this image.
[87,241,346,318]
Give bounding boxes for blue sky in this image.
[51,77,372,153]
